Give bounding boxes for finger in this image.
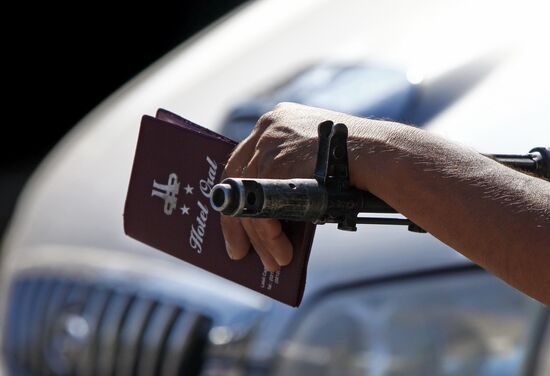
[224,112,274,177]
[238,157,280,271]
[254,218,293,266]
[241,218,280,272]
[221,116,272,259]
[221,144,256,260]
[242,151,294,266]
[221,216,250,260]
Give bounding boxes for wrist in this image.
[347,119,418,196]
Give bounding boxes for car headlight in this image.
[273,270,544,376]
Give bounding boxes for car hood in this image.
[2,0,550,344]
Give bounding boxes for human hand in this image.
[220,102,369,271]
[222,102,550,306]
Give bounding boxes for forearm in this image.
[222,103,549,303]
[348,121,550,304]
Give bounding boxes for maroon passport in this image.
[124,109,316,306]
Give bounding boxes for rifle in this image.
[210,121,550,233]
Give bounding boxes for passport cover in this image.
[124,109,316,306]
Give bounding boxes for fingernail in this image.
[273,254,286,267]
[225,241,235,260]
[273,258,282,267]
[265,264,279,273]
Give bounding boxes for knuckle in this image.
[224,153,241,175]
[255,111,274,131]
[225,154,248,178]
[255,132,276,151]
[255,147,280,177]
[255,220,277,240]
[255,225,268,239]
[273,102,287,111]
[273,101,294,111]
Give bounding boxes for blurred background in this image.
[1,1,248,239]
[1,1,549,375]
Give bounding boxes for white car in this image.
[1,0,549,375]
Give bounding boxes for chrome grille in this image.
[3,275,212,376]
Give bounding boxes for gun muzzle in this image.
[210,177,399,223]
[210,178,328,221]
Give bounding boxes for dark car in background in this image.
[1,0,549,375]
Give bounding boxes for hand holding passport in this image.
[124,109,316,306]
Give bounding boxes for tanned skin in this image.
[221,102,550,305]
